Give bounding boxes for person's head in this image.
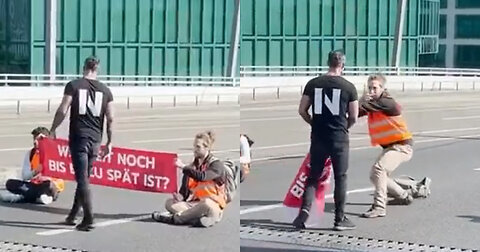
[193,131,215,159]
[367,74,387,100]
[327,50,346,73]
[31,126,50,149]
[83,56,100,77]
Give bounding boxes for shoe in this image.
[416,177,431,198]
[0,192,24,203]
[389,194,414,205]
[64,216,76,226]
[198,216,216,227]
[292,209,309,229]
[361,206,386,218]
[37,194,53,205]
[333,216,356,231]
[75,221,95,232]
[151,211,174,224]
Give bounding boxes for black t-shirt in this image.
[303,75,358,142]
[64,78,113,142]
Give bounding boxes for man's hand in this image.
[99,143,113,160]
[175,158,185,169]
[172,192,184,202]
[49,130,56,139]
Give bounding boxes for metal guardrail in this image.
[1,94,240,115]
[0,74,240,87]
[240,66,480,77]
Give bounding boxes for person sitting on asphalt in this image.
[151,130,227,227]
[1,127,65,204]
[240,134,254,183]
[359,74,431,218]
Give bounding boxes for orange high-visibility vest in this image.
[368,111,412,146]
[188,178,226,209]
[30,151,65,192]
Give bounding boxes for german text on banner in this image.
[283,153,332,213]
[38,138,177,193]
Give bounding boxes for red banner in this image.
[38,138,177,193]
[283,153,332,213]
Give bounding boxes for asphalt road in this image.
[240,91,480,251]
[0,103,240,252]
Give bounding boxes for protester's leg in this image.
[70,139,93,230]
[5,179,49,203]
[4,179,28,202]
[165,199,193,215]
[370,144,413,210]
[173,198,220,225]
[330,141,350,223]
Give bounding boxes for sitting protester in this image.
[240,134,254,183]
[152,131,227,227]
[1,127,65,204]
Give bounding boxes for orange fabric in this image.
[187,178,226,209]
[368,111,412,146]
[29,151,65,192]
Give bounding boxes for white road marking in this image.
[442,115,480,121]
[474,168,480,171]
[36,214,151,236]
[239,187,374,215]
[132,137,193,144]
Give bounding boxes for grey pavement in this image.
[240,91,480,251]
[0,103,239,252]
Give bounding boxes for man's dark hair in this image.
[327,50,346,68]
[243,134,254,147]
[84,56,100,72]
[31,126,50,137]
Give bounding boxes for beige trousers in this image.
[165,198,223,225]
[370,144,413,209]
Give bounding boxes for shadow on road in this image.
[457,215,480,223]
[241,200,282,206]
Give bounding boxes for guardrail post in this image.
[173,95,177,107]
[276,87,280,99]
[47,99,51,113]
[253,88,256,101]
[456,81,459,91]
[474,81,476,90]
[420,82,424,91]
[238,95,240,104]
[150,96,154,108]
[217,94,220,105]
[300,85,303,94]
[195,95,199,106]
[402,82,405,92]
[16,100,20,115]
[439,81,442,91]
[127,97,130,109]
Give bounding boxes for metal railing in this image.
[240,66,480,77]
[0,74,240,87]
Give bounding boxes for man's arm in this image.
[347,100,359,129]
[50,95,72,135]
[182,160,223,181]
[298,95,312,125]
[105,101,114,145]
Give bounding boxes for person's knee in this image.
[370,163,383,182]
[165,198,175,211]
[5,179,17,191]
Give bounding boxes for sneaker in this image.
[151,211,174,224]
[0,192,24,203]
[75,221,94,232]
[416,177,431,198]
[361,206,386,218]
[37,194,53,205]
[292,209,309,229]
[64,216,76,226]
[198,216,216,227]
[333,216,356,231]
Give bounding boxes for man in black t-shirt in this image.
[50,56,114,231]
[293,50,359,231]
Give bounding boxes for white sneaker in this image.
[0,191,24,203]
[37,194,53,205]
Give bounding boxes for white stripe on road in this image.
[474,168,480,171]
[239,187,374,215]
[36,214,151,236]
[442,115,480,121]
[132,137,193,144]
[117,124,238,133]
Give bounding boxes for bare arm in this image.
[298,95,312,125]
[50,95,72,135]
[105,101,114,145]
[347,100,359,129]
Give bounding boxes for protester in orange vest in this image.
[1,127,65,204]
[151,130,226,227]
[359,74,431,218]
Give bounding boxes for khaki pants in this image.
[165,198,223,225]
[370,144,413,209]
